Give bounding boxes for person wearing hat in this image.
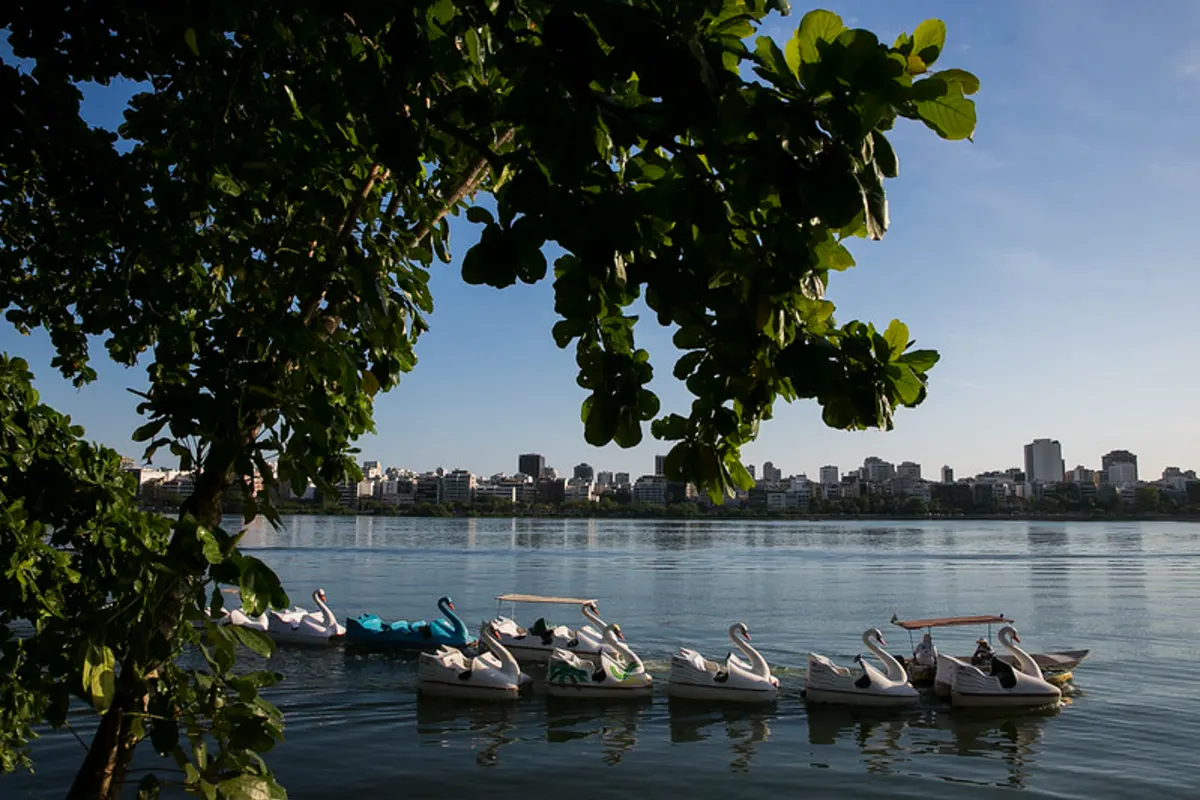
[971,637,995,667]
[913,632,938,667]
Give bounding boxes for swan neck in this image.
[483,627,519,677]
[441,598,466,634]
[729,626,769,679]
[606,628,642,671]
[1001,629,1042,677]
[581,604,604,630]
[314,592,336,628]
[864,632,905,682]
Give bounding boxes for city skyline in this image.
[3,1,1200,481]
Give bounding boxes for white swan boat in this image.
[547,623,653,699]
[805,628,919,707]
[487,594,618,664]
[891,614,1089,695]
[667,623,779,703]
[417,621,530,700]
[950,626,1062,708]
[264,588,346,645]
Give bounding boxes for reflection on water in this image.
[667,701,772,772]
[416,698,518,767]
[545,699,645,766]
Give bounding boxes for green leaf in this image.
[915,94,976,140]
[932,68,980,95]
[216,775,283,800]
[911,19,947,67]
[888,364,923,405]
[898,348,939,372]
[793,10,845,66]
[465,206,494,225]
[239,557,287,616]
[873,132,899,178]
[882,319,909,358]
[361,370,380,397]
[755,36,795,87]
[82,642,115,712]
[727,458,755,492]
[196,525,224,564]
[283,84,302,120]
[229,625,275,658]
[132,419,167,443]
[184,28,199,57]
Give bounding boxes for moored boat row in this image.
[214,588,1086,710]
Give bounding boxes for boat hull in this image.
[416,678,520,701]
[950,689,1062,709]
[546,682,653,700]
[267,630,344,647]
[804,685,919,708]
[666,681,777,704]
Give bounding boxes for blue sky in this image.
[3,1,1198,481]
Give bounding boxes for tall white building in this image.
[654,455,667,476]
[633,475,668,504]
[941,465,954,484]
[1023,439,1064,483]
[441,470,476,503]
[863,457,895,483]
[761,461,782,486]
[1108,462,1137,485]
[897,461,922,480]
[819,465,839,485]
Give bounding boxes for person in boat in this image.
[971,637,995,667]
[913,632,937,667]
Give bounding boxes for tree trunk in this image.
[67,450,234,799]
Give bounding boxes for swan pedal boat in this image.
[487,594,618,665]
[667,623,779,703]
[546,623,653,699]
[417,621,530,700]
[949,626,1062,708]
[891,614,1089,695]
[805,628,919,708]
[346,595,473,650]
[227,588,346,646]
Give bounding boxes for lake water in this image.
[12,517,1200,798]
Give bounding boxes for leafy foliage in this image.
[0,1,977,796]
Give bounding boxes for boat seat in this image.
[714,671,729,683]
[529,618,555,638]
[990,656,1018,689]
[853,655,872,689]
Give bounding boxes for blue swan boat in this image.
[345,596,472,650]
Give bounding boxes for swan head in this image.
[583,601,599,614]
[868,628,886,647]
[999,625,1020,644]
[442,596,456,611]
[735,622,751,641]
[608,623,625,642]
[316,589,327,602]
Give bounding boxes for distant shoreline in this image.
[141,502,1200,524]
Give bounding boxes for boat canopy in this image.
[495,593,597,605]
[891,614,1013,631]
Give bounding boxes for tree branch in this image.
[407,127,514,248]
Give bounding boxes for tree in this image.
[0,2,977,797]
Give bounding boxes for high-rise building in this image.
[863,456,896,483]
[518,453,545,479]
[1023,439,1064,483]
[573,462,595,482]
[941,465,954,484]
[614,472,631,486]
[1108,462,1137,485]
[441,470,476,503]
[362,460,382,480]
[654,455,667,476]
[762,461,782,485]
[1101,450,1138,483]
[596,470,614,487]
[897,461,922,480]
[820,465,840,485]
[747,465,756,481]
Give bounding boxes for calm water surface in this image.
[15,517,1200,798]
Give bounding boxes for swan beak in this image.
[1013,634,1021,643]
[745,633,752,641]
[447,602,456,611]
[879,638,887,647]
